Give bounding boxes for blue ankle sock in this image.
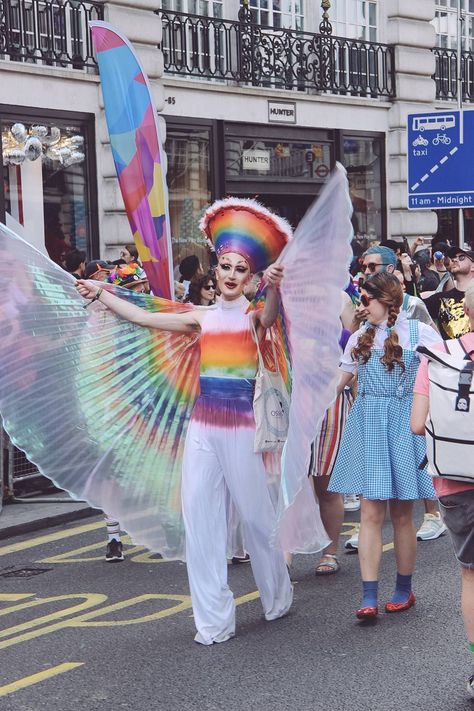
[361,580,378,608]
[391,573,412,604]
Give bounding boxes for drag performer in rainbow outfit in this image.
[0,166,352,644]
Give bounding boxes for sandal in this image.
[315,553,340,576]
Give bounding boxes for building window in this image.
[330,0,377,41]
[164,125,212,269]
[342,134,384,241]
[249,0,304,30]
[225,137,331,182]
[434,1,474,50]
[161,0,223,17]
[2,115,95,265]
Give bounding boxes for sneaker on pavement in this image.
[231,554,251,564]
[416,513,447,541]
[344,494,360,512]
[344,531,359,551]
[467,675,474,699]
[105,539,124,562]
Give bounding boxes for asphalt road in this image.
[0,505,472,711]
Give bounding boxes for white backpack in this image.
[417,337,474,482]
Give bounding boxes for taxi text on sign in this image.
[407,110,474,210]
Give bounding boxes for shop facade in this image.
[164,113,386,266]
[1,105,99,265]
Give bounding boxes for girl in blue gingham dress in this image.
[329,273,440,619]
[330,319,434,500]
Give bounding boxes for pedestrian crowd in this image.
[2,197,474,702]
[68,228,474,697]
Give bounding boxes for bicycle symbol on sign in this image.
[432,133,451,146]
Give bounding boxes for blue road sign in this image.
[407,109,474,210]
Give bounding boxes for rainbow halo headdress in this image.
[199,197,292,273]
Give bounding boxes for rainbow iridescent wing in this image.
[247,287,292,393]
[90,22,173,298]
[0,223,199,558]
[276,164,353,553]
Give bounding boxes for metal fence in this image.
[1,427,59,503]
[0,0,104,70]
[433,46,474,103]
[159,7,396,99]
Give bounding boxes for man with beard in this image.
[424,247,474,340]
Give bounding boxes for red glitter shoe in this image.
[385,591,416,613]
[356,606,378,620]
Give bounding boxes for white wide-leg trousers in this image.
[182,419,293,645]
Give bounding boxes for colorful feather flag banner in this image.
[90,21,173,299]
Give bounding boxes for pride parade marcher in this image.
[0,166,353,644]
[411,283,474,699]
[328,272,440,619]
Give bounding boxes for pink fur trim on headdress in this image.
[199,197,293,243]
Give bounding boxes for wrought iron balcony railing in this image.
[159,8,396,99]
[434,46,474,102]
[0,0,104,70]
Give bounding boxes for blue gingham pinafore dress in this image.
[329,320,436,500]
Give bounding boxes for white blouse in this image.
[340,313,441,374]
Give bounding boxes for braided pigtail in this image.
[380,303,405,373]
[358,272,406,373]
[352,326,376,365]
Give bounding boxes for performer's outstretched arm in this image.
[258,263,283,329]
[76,280,201,333]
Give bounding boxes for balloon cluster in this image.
[2,123,85,167]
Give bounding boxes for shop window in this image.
[342,134,383,241]
[164,125,212,269]
[2,117,92,265]
[331,0,378,41]
[225,138,331,182]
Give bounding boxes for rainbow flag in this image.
[90,21,173,298]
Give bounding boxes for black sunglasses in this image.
[363,262,391,273]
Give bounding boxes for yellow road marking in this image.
[0,520,104,557]
[0,663,83,697]
[73,594,192,627]
[0,594,107,637]
[235,591,260,606]
[0,594,192,649]
[129,550,168,564]
[0,594,35,602]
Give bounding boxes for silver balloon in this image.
[24,137,43,162]
[64,151,85,167]
[41,126,61,146]
[30,125,48,139]
[7,149,26,165]
[10,123,27,144]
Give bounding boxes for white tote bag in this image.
[252,322,290,453]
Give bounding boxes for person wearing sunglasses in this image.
[328,272,440,620]
[361,245,397,277]
[185,273,217,306]
[424,248,474,341]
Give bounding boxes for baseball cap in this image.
[447,247,474,262]
[84,260,113,279]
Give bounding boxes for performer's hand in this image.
[264,263,284,288]
[76,279,101,300]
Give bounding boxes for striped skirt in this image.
[310,389,353,478]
